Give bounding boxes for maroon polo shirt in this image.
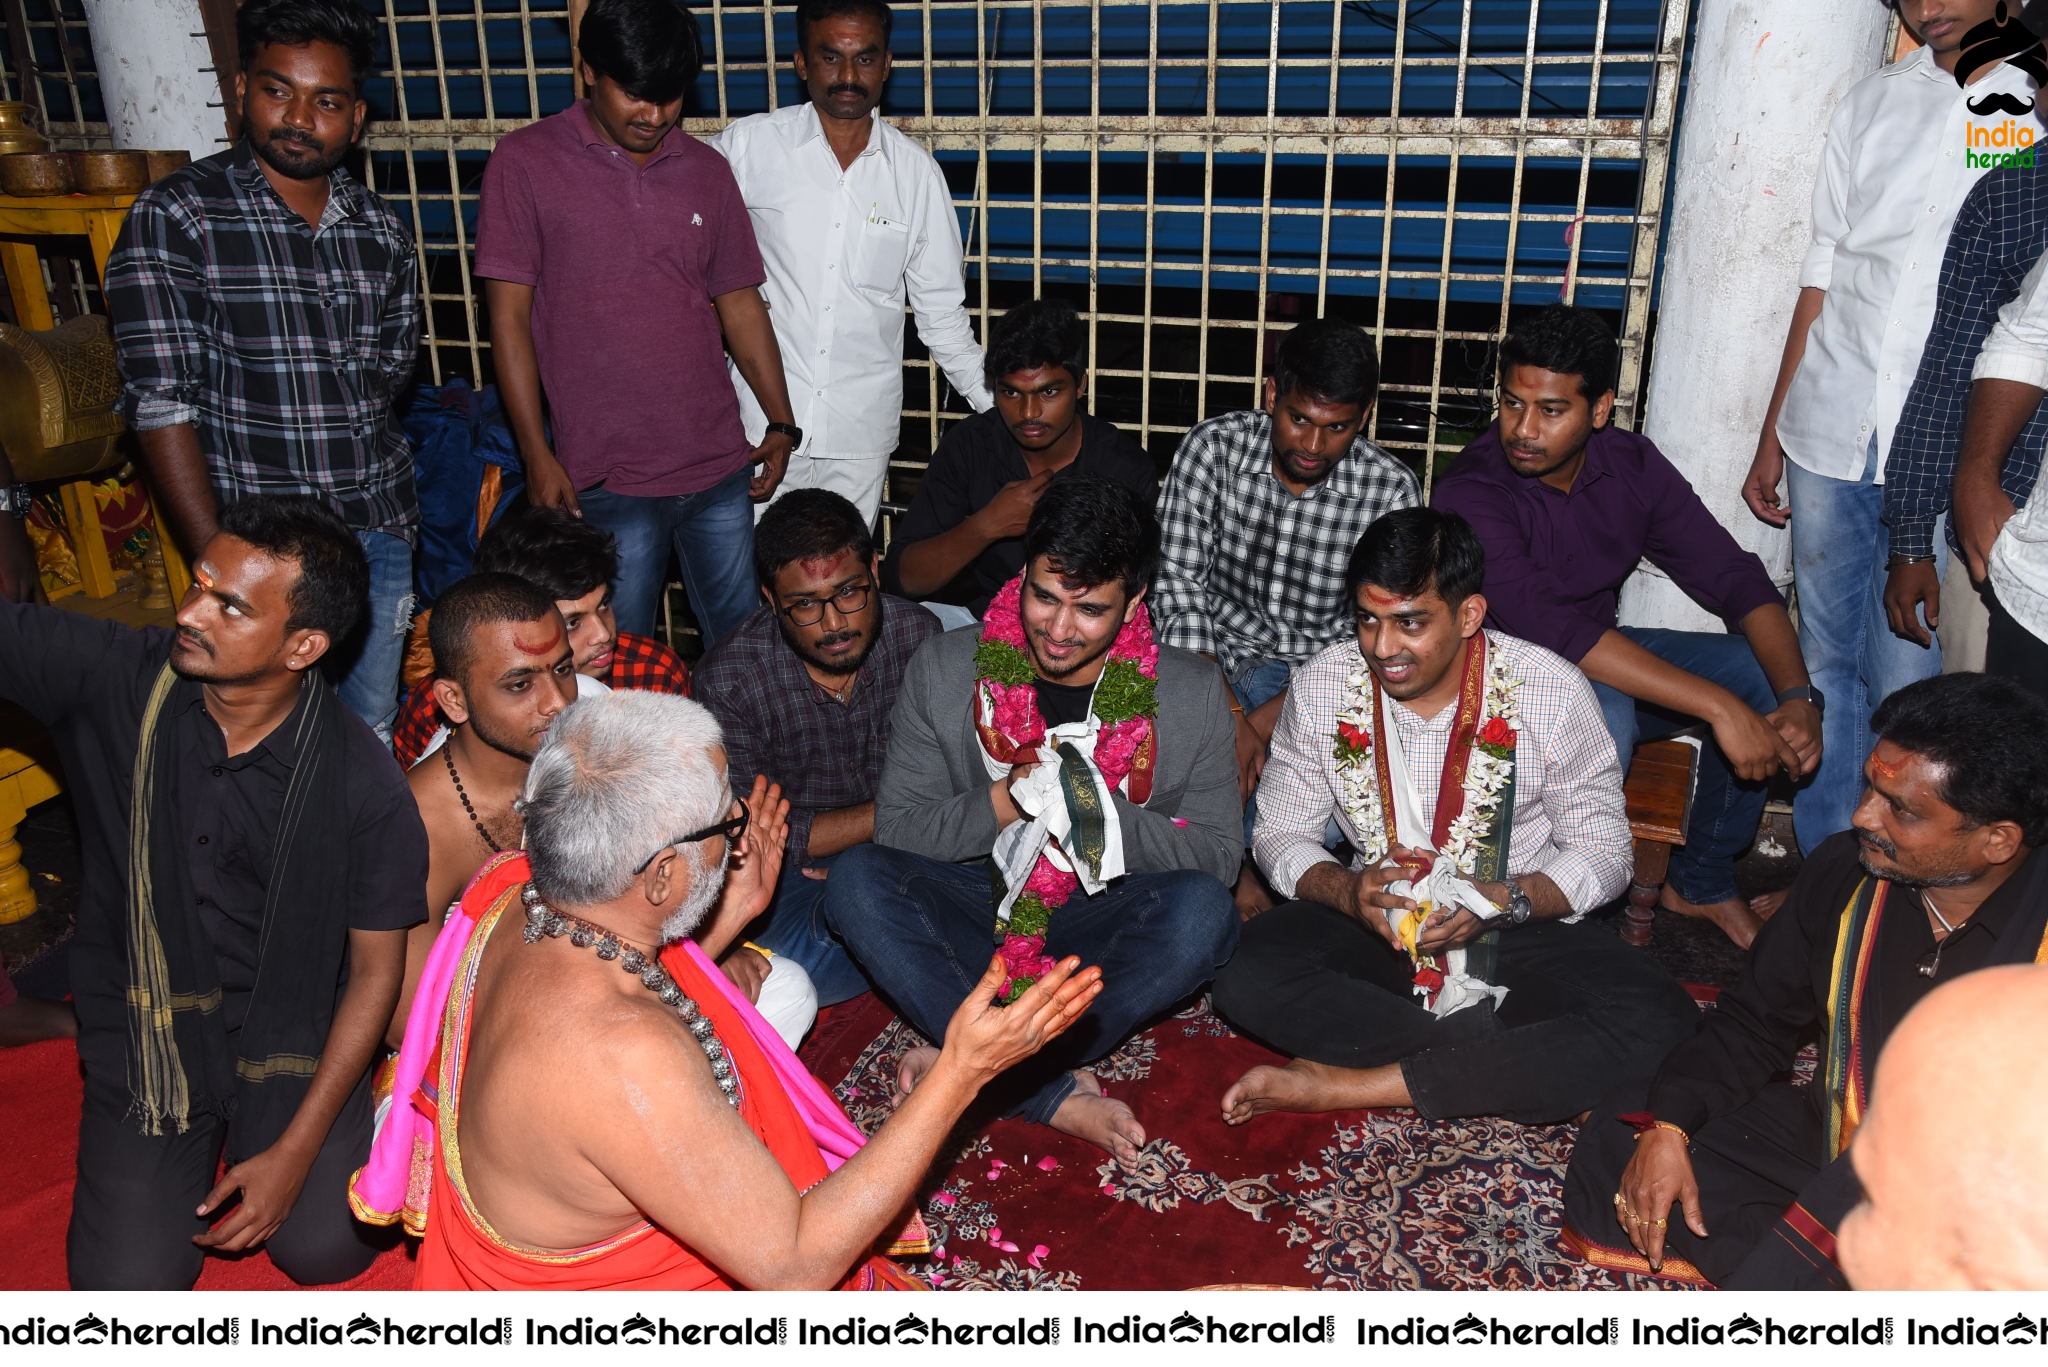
[476,103,765,496]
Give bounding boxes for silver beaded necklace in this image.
[519,884,741,1109]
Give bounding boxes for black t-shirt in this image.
[1032,678,1097,728]
[883,406,1158,616]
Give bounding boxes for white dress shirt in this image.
[709,103,991,461]
[1776,46,2034,483]
[1976,253,2048,643]
[1251,632,1632,917]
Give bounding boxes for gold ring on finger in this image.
[1613,1193,1626,1208]
[1655,1218,1668,1229]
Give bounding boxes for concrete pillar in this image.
[81,0,228,161]
[1620,0,1893,632]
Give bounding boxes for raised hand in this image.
[939,954,1102,1087]
[722,775,788,925]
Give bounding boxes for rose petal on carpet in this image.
[797,992,1707,1291]
[4,991,1737,1290]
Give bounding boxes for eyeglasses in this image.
[633,796,749,874]
[780,579,872,627]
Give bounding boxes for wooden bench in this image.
[1620,738,1699,947]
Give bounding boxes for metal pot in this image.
[0,152,74,197]
[67,150,148,195]
[143,148,190,184]
[0,102,49,157]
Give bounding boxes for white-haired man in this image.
[366,691,1099,1290]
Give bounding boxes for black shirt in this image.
[0,602,428,1043]
[1647,831,2048,1136]
[882,407,1158,616]
[1032,678,1097,728]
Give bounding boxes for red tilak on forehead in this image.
[1362,586,1404,608]
[1869,752,1905,781]
[514,623,564,656]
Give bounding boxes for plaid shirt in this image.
[1153,410,1421,675]
[104,141,421,535]
[694,596,939,867]
[1887,165,2048,559]
[1252,630,1631,916]
[390,630,689,770]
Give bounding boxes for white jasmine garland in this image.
[1332,640,1522,874]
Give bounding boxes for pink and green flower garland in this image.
[973,574,1159,1002]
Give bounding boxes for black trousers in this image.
[66,1025,382,1290]
[1212,900,1699,1124]
[1987,585,2048,693]
[1561,1081,1861,1289]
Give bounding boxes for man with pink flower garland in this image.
[1213,509,1697,1127]
[826,476,1240,1163]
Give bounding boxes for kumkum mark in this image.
[514,623,564,656]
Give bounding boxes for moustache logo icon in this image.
[1969,90,2038,117]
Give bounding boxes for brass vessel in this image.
[0,152,73,197]
[0,102,49,157]
[67,150,148,195]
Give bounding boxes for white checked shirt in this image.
[1252,631,1632,918]
[1776,46,2035,482]
[1153,409,1420,675]
[709,103,991,460]
[1975,253,2048,644]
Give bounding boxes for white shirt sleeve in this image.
[903,153,991,411]
[1798,96,1856,292]
[1974,252,2048,391]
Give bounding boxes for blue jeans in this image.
[752,853,872,1007]
[1591,626,1774,907]
[824,844,1239,1125]
[1786,447,1944,853]
[330,530,413,740]
[1230,657,1295,846]
[577,465,758,648]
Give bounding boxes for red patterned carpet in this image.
[797,992,1684,1291]
[2,993,1706,1291]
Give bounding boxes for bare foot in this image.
[1660,885,1762,950]
[893,1045,940,1101]
[1233,860,1277,920]
[1219,1057,1407,1125]
[1048,1070,1146,1165]
[1748,887,1789,922]
[0,995,77,1049]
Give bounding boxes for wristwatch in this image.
[1775,684,1826,713]
[1503,878,1533,927]
[762,421,804,450]
[0,483,31,519]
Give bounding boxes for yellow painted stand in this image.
[0,740,59,926]
[0,191,188,604]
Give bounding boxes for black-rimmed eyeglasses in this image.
[633,797,749,874]
[780,580,872,627]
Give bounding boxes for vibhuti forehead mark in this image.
[514,621,564,656]
[193,564,218,592]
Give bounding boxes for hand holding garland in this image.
[1414,870,1571,954]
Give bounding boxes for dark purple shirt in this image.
[476,104,765,497]
[1432,424,1783,664]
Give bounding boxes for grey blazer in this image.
[873,624,1242,887]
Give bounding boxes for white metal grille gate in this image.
[5,0,1693,510]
